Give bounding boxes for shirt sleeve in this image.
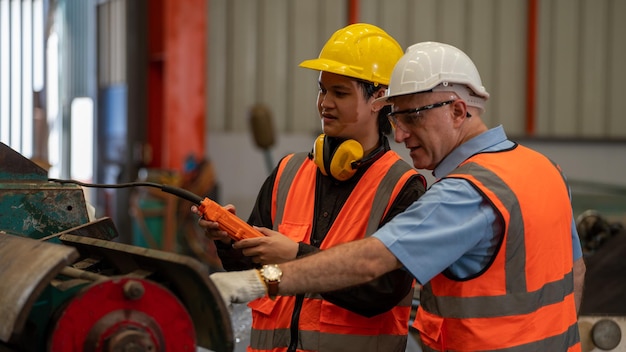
[565,178,583,261]
[571,216,583,260]
[374,178,498,285]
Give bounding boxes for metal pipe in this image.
[60,266,108,282]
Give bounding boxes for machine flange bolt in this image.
[123,280,145,300]
[592,318,622,350]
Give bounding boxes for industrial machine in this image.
[0,142,234,351]
[577,210,626,351]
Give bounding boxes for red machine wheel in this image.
[48,277,196,351]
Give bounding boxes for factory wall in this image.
[206,0,626,138]
[203,0,626,219]
[2,0,625,235]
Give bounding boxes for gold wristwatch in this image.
[259,264,282,299]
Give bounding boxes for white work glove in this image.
[210,269,267,309]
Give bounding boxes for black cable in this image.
[48,178,204,205]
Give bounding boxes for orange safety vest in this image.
[413,145,580,352]
[248,151,419,352]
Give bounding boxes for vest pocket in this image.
[248,296,279,316]
[278,222,311,243]
[319,299,383,330]
[413,307,444,347]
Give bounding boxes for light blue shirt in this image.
[374,125,583,285]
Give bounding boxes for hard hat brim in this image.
[299,58,389,86]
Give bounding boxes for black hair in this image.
[356,80,392,135]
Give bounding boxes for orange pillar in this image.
[348,0,360,24]
[147,0,164,169]
[160,0,206,171]
[146,0,206,252]
[525,0,537,136]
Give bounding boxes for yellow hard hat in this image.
[299,23,403,86]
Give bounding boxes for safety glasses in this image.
[387,100,456,131]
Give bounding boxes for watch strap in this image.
[266,280,279,299]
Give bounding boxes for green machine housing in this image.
[0,142,234,351]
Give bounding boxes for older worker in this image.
[210,41,585,352]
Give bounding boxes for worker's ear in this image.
[452,99,471,123]
[371,87,388,112]
[374,86,387,99]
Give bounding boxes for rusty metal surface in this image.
[59,233,234,352]
[0,234,79,342]
[0,184,90,239]
[48,217,120,242]
[0,141,90,239]
[0,142,47,181]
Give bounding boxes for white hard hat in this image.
[377,42,489,111]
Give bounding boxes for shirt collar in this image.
[433,125,509,178]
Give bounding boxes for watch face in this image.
[263,265,282,281]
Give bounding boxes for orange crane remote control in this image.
[156,184,265,241]
[197,197,265,241]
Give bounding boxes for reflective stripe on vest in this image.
[250,293,413,352]
[417,323,581,352]
[414,145,580,352]
[271,152,308,229]
[250,150,417,352]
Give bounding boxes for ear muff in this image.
[329,139,363,181]
[311,134,364,181]
[312,134,329,175]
